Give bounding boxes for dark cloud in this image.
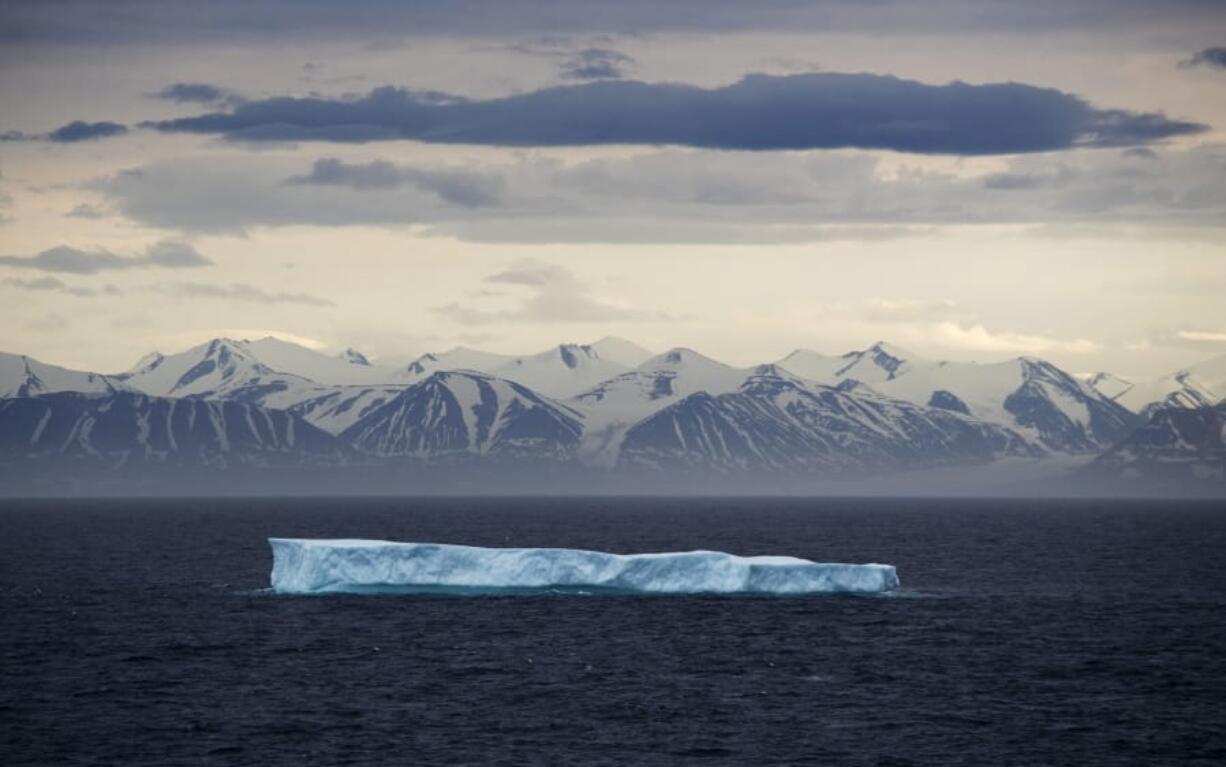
[1179,46,1226,69]
[155,82,238,105]
[289,158,503,206]
[166,282,334,306]
[143,74,1205,155]
[560,48,635,80]
[0,240,212,273]
[47,120,128,142]
[1,1,1221,44]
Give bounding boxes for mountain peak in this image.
[125,351,165,375]
[866,340,917,360]
[589,336,653,367]
[555,343,597,369]
[338,348,371,366]
[649,347,707,366]
[782,348,825,361]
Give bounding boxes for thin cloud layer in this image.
[142,74,1206,155]
[560,48,635,80]
[0,240,212,273]
[2,276,118,297]
[166,282,335,307]
[434,262,666,325]
[289,158,504,207]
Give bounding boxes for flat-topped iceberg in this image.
[268,538,899,596]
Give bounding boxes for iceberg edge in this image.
[268,538,899,596]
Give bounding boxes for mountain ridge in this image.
[3,337,1223,493]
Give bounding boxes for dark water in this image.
[2,498,1225,766]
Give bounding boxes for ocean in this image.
[2,497,1224,765]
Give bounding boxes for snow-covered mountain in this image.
[396,340,647,397]
[590,336,654,367]
[337,348,372,367]
[234,337,390,385]
[115,338,321,399]
[0,352,130,398]
[489,344,629,399]
[398,346,513,380]
[6,335,1217,492]
[277,385,409,435]
[117,337,395,394]
[570,348,748,464]
[0,391,349,469]
[1081,372,1134,402]
[341,371,584,459]
[778,342,921,386]
[1090,402,1225,485]
[617,367,1037,475]
[1098,354,1226,417]
[778,344,1135,453]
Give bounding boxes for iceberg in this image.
[268,538,899,596]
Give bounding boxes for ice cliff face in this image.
[268,538,900,595]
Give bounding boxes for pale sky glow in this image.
[1,1,1224,380]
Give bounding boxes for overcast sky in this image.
[1,0,1224,379]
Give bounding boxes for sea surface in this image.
[1,497,1224,766]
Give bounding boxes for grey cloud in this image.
[2,276,114,297]
[143,73,1206,155]
[434,261,665,325]
[289,158,504,206]
[982,167,1073,190]
[1179,46,1226,69]
[143,240,213,268]
[560,48,635,80]
[166,282,335,306]
[95,145,1226,242]
[485,265,561,286]
[0,246,129,273]
[66,203,107,219]
[0,240,212,273]
[155,82,238,105]
[48,121,128,142]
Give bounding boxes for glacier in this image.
[268,538,899,596]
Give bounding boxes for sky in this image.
[1,0,1224,380]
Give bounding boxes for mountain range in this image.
[1,336,1223,495]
